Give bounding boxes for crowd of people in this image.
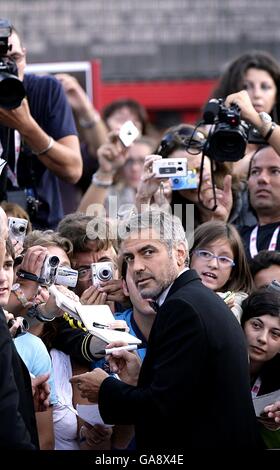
[2,18,280,454]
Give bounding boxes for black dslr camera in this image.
[203,99,249,162]
[0,18,25,109]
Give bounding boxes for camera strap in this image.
[6,130,21,187]
[197,150,218,212]
[249,225,280,258]
[17,269,45,285]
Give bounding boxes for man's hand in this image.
[80,423,113,448]
[0,98,34,134]
[96,132,128,175]
[199,174,233,222]
[80,285,107,305]
[70,369,109,402]
[106,342,142,386]
[98,279,128,304]
[264,401,280,426]
[31,373,50,412]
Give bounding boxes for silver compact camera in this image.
[153,158,188,178]
[91,262,114,287]
[40,255,60,285]
[55,266,78,288]
[8,217,28,244]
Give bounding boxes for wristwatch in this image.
[11,283,33,308]
[259,111,272,132]
[259,111,272,124]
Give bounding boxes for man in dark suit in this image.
[0,206,41,449]
[70,210,262,450]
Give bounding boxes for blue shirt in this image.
[15,332,57,405]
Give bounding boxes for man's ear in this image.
[175,242,188,267]
[122,278,129,297]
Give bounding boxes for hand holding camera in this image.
[224,90,259,127]
[136,154,166,204]
[96,131,128,178]
[97,278,128,305]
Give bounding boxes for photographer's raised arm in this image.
[7,245,48,315]
[55,73,108,154]
[78,132,128,212]
[0,99,82,184]
[135,154,170,211]
[225,90,280,156]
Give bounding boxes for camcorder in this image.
[40,255,78,287]
[0,18,25,109]
[55,266,78,288]
[91,262,114,287]
[8,216,28,243]
[202,98,267,163]
[40,255,60,285]
[202,99,248,162]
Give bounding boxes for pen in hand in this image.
[92,321,127,332]
[96,344,139,355]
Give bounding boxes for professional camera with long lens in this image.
[0,18,25,109]
[202,99,249,162]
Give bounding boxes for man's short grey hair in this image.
[119,209,188,255]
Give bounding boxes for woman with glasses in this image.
[190,220,253,321]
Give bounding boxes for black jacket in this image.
[0,307,38,449]
[99,270,262,450]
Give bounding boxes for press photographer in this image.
[0,19,82,229]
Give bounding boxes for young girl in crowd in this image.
[241,288,280,448]
[189,220,253,321]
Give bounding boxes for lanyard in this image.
[251,376,262,398]
[6,130,21,187]
[249,225,280,258]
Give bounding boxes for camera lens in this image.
[99,267,112,281]
[174,178,179,184]
[18,225,26,233]
[49,256,60,267]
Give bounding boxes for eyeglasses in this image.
[77,267,92,280]
[194,249,235,267]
